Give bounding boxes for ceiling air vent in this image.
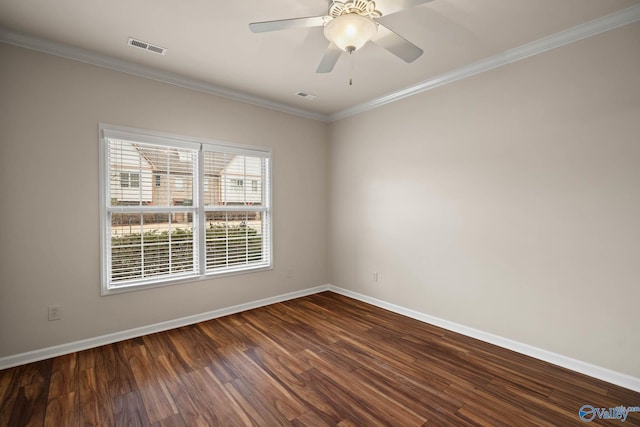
[128,37,167,55]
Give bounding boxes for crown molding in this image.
[0,28,329,122]
[2,3,638,123]
[328,3,640,122]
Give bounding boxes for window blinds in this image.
[107,139,199,286]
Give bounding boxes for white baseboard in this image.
[327,285,640,393]
[2,283,638,394]
[0,285,330,370]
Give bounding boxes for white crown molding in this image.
[0,28,328,123]
[1,4,639,122]
[326,285,640,393]
[328,4,640,121]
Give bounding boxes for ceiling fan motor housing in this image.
[329,0,382,18]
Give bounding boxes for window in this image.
[119,172,140,188]
[130,173,140,188]
[100,124,272,294]
[119,172,129,188]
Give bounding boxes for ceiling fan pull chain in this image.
[349,49,354,86]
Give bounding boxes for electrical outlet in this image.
[48,305,61,321]
[373,272,378,282]
[287,269,294,278]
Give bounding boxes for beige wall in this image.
[328,23,640,377]
[0,43,328,357]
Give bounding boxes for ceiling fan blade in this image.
[378,0,434,16]
[249,16,329,33]
[372,24,423,63]
[316,43,342,73]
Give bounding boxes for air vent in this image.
[128,37,167,55]
[296,92,318,101]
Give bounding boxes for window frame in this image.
[99,123,273,295]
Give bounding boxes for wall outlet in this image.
[48,305,61,321]
[287,269,294,278]
[373,272,378,282]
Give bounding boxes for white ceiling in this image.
[1,0,638,119]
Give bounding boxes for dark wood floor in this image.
[1,292,638,426]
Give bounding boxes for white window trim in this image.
[99,123,273,296]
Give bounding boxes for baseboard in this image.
[327,285,640,393]
[2,283,638,394]
[0,285,330,370]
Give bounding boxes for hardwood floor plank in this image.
[44,391,79,427]
[150,413,186,427]
[330,339,453,391]
[112,391,151,427]
[140,332,176,358]
[225,377,293,425]
[79,366,114,426]
[183,366,253,426]
[165,325,222,372]
[1,291,639,426]
[456,404,512,426]
[5,359,52,426]
[234,317,299,355]
[459,350,554,397]
[8,379,50,427]
[48,353,78,399]
[303,367,389,425]
[214,345,307,420]
[154,355,216,427]
[245,348,353,424]
[294,299,373,336]
[244,346,307,389]
[103,343,136,398]
[197,317,254,350]
[443,383,557,427]
[420,407,478,427]
[484,377,582,425]
[0,368,13,403]
[0,367,19,426]
[78,346,105,371]
[303,349,428,425]
[351,365,462,422]
[291,410,333,426]
[126,345,178,424]
[238,309,312,355]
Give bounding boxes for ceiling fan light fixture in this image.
[324,13,377,52]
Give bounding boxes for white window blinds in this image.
[203,150,270,274]
[100,125,272,294]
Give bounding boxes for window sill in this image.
[101,264,273,296]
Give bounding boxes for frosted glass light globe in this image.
[324,13,378,52]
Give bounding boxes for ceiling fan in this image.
[249,0,432,73]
